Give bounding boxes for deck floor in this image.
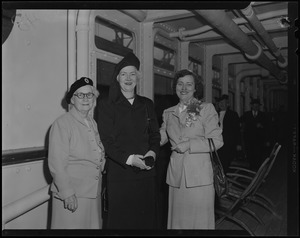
[216,145,288,236]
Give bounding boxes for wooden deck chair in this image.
[226,143,281,208]
[228,142,280,180]
[215,154,275,236]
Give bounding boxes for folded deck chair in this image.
[215,153,278,236]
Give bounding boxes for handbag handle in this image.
[208,138,228,197]
[208,138,224,170]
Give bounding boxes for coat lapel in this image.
[166,104,187,127]
[179,110,188,126]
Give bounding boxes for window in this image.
[153,36,178,125]
[94,16,134,56]
[188,57,202,78]
[154,73,178,125]
[212,67,221,87]
[240,81,245,93]
[93,16,136,100]
[154,42,175,72]
[96,59,116,98]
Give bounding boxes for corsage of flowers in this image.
[185,98,203,127]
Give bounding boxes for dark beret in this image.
[66,77,93,104]
[114,52,140,76]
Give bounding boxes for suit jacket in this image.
[97,94,161,182]
[48,106,105,200]
[221,109,242,148]
[240,110,270,143]
[160,102,223,188]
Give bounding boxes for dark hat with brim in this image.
[66,77,93,104]
[109,52,140,102]
[218,94,229,102]
[114,52,140,77]
[250,98,261,105]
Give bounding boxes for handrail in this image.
[2,184,51,230]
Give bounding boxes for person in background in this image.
[160,69,223,229]
[240,98,271,171]
[48,77,105,229]
[216,94,242,173]
[97,52,161,229]
[213,96,221,113]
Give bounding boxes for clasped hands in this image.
[131,151,155,170]
[171,141,190,154]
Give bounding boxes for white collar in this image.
[128,98,135,105]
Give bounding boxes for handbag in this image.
[208,138,228,198]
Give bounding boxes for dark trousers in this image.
[106,177,157,229]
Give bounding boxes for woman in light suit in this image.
[160,69,223,229]
[48,77,106,229]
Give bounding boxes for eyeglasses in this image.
[73,92,94,99]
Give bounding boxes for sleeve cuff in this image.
[126,154,134,165]
[147,150,156,160]
[58,188,75,200]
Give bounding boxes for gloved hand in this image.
[143,151,156,169]
[64,194,78,212]
[131,154,149,170]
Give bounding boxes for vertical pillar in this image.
[68,10,77,87]
[252,76,258,99]
[270,89,274,111]
[203,46,213,103]
[137,22,154,99]
[199,43,239,103]
[178,41,189,70]
[245,78,251,111]
[222,55,248,115]
[259,80,264,108]
[235,77,241,116]
[220,56,228,94]
[76,10,91,79]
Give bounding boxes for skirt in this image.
[167,169,215,229]
[106,177,156,229]
[51,195,102,229]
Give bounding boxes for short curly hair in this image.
[173,69,204,100]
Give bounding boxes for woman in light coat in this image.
[160,69,223,229]
[48,77,106,229]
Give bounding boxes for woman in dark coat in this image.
[97,52,161,229]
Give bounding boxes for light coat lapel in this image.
[167,104,188,127]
